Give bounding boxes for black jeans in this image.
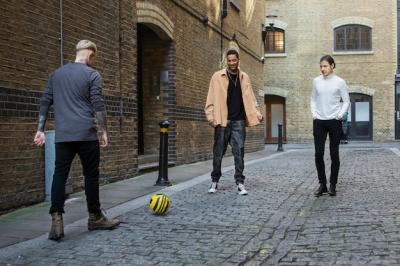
[211,120,246,184]
[49,141,101,214]
[313,119,342,186]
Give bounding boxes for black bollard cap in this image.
[159,120,170,128]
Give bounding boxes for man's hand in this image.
[100,131,109,148]
[33,131,45,147]
[208,119,217,128]
[336,114,343,121]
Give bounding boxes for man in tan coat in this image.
[204,49,263,195]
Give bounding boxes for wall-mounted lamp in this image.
[202,15,208,25]
[262,14,278,41]
[266,14,278,30]
[221,0,228,19]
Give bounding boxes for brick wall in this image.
[0,0,137,212]
[135,0,265,164]
[144,0,266,163]
[263,0,397,142]
[0,0,265,212]
[0,0,61,212]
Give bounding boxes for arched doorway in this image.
[136,3,176,170]
[137,23,175,169]
[264,95,286,143]
[348,93,373,140]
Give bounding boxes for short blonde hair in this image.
[76,40,97,54]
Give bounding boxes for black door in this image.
[396,83,400,139]
[348,93,373,140]
[264,95,286,144]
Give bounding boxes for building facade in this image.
[262,0,398,143]
[0,0,265,212]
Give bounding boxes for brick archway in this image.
[136,2,174,40]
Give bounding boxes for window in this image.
[334,25,372,51]
[264,27,285,53]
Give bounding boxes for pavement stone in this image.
[0,144,400,265]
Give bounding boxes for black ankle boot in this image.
[328,184,336,196]
[314,184,328,197]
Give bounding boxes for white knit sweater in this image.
[310,74,350,120]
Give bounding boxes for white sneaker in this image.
[237,183,248,195]
[208,182,218,193]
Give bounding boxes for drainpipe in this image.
[221,0,227,63]
[220,12,223,63]
[119,0,123,131]
[59,0,63,66]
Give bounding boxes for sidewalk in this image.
[0,144,279,249]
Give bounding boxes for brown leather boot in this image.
[49,212,64,241]
[88,210,120,231]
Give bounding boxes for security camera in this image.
[260,56,265,63]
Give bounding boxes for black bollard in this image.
[277,123,284,152]
[155,120,172,186]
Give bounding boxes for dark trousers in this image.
[49,141,101,214]
[341,133,347,140]
[211,120,246,184]
[313,119,342,186]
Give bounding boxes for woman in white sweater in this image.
[310,55,350,197]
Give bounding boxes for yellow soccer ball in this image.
[149,194,171,215]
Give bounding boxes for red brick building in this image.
[0,0,265,212]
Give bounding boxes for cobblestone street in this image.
[2,146,400,265]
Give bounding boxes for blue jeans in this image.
[211,120,246,184]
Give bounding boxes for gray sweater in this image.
[39,62,105,143]
[310,74,350,120]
